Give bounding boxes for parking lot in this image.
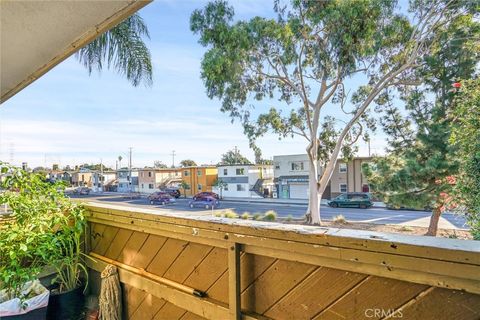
[71,193,468,229]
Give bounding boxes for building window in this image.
[224,184,229,191]
[148,172,152,177]
[236,168,245,175]
[198,184,202,190]
[81,174,85,181]
[275,162,280,169]
[362,184,370,192]
[141,184,144,188]
[149,184,154,189]
[223,168,228,175]
[197,170,202,176]
[291,161,304,171]
[339,183,347,193]
[339,163,347,173]
[237,184,246,191]
[184,170,189,176]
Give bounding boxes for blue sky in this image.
[0,0,383,169]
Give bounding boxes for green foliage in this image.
[252,213,262,221]
[263,210,277,221]
[219,148,251,165]
[180,159,198,167]
[364,11,479,228]
[285,214,293,222]
[179,181,190,198]
[79,163,113,171]
[76,13,152,87]
[222,209,238,218]
[450,80,480,239]
[241,212,251,220]
[153,160,168,168]
[0,163,86,300]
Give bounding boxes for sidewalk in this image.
[220,197,387,207]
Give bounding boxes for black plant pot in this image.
[46,286,85,320]
[3,306,48,320]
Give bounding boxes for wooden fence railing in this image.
[84,203,480,320]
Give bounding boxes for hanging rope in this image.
[99,264,122,320]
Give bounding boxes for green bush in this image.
[222,209,238,219]
[241,212,251,220]
[285,214,293,222]
[252,213,262,221]
[263,210,277,221]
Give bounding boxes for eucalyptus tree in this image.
[76,13,152,87]
[191,0,466,224]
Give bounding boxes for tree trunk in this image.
[426,206,442,236]
[306,155,322,225]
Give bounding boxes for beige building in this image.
[273,154,372,199]
[138,168,182,194]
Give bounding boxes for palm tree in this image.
[118,156,123,169]
[76,14,152,87]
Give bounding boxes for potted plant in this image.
[0,163,88,320]
[0,164,61,319]
[46,202,88,320]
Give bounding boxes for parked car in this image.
[193,192,219,200]
[161,188,181,198]
[328,193,373,209]
[72,187,90,195]
[189,196,219,209]
[148,192,175,205]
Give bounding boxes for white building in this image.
[274,154,373,200]
[117,168,139,193]
[214,164,274,198]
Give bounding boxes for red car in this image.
[193,192,219,200]
[148,192,175,205]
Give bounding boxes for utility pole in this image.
[171,150,176,168]
[129,147,133,193]
[100,158,104,192]
[368,140,371,157]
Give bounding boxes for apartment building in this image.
[71,168,93,187]
[117,168,139,193]
[181,166,217,196]
[214,164,274,198]
[138,168,181,194]
[273,154,372,199]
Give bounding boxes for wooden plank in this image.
[117,231,149,264]
[130,294,166,320]
[146,238,189,277]
[228,243,241,320]
[130,235,167,270]
[90,222,106,251]
[87,209,480,295]
[206,253,275,305]
[265,267,367,320]
[162,242,213,283]
[314,276,428,320]
[93,225,119,256]
[245,244,480,295]
[85,204,480,265]
[180,312,207,320]
[125,286,147,318]
[183,247,228,292]
[389,287,480,320]
[154,301,187,320]
[88,215,228,249]
[104,228,132,260]
[88,257,231,320]
[241,259,316,315]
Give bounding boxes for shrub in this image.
[285,214,293,222]
[213,212,223,217]
[222,209,238,219]
[264,210,277,221]
[241,212,251,220]
[252,213,262,221]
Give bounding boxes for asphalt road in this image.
[72,194,468,229]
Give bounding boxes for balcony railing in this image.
[84,203,480,320]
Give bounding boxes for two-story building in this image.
[181,166,217,197]
[214,164,274,198]
[47,170,73,185]
[273,154,372,199]
[117,168,139,193]
[138,168,181,194]
[71,168,93,187]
